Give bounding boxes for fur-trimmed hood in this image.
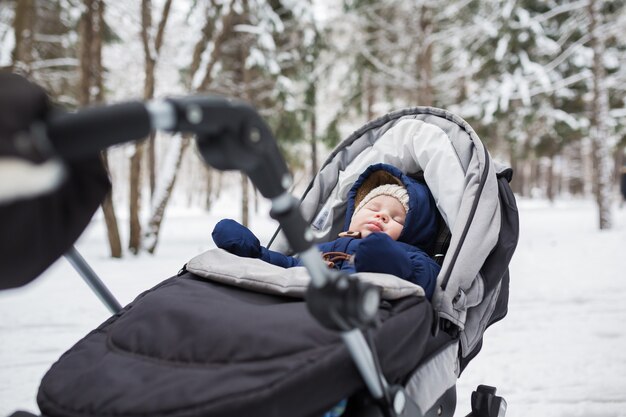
[343,163,439,251]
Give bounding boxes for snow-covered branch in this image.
[536,0,589,23]
[30,58,80,70]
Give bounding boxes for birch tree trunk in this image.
[144,135,190,253]
[588,0,613,229]
[564,142,585,196]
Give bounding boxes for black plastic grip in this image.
[46,101,151,160]
[270,199,313,254]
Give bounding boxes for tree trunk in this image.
[79,0,122,258]
[588,0,613,229]
[143,41,156,198]
[197,5,237,91]
[564,141,585,196]
[128,143,144,254]
[241,173,249,227]
[239,13,252,226]
[144,136,190,254]
[145,0,171,197]
[10,0,34,73]
[365,71,375,120]
[416,4,434,106]
[253,185,259,214]
[546,154,555,202]
[93,0,122,257]
[130,0,173,254]
[215,171,223,200]
[100,152,122,258]
[530,158,540,197]
[92,0,104,104]
[203,169,223,211]
[309,83,318,180]
[78,0,93,107]
[509,142,522,195]
[616,147,625,186]
[205,167,214,210]
[142,4,234,254]
[148,133,156,196]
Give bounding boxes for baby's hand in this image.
[211,219,261,258]
[354,233,411,279]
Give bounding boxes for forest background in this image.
[1,0,625,258]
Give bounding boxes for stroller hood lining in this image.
[305,117,466,242]
[186,248,425,300]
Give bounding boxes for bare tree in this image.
[128,0,172,254]
[142,0,315,252]
[10,0,35,74]
[79,0,122,257]
[143,0,171,195]
[143,1,237,253]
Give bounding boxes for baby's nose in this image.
[375,212,388,221]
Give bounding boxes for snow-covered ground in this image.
[1,197,625,417]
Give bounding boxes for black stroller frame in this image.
[16,96,509,417]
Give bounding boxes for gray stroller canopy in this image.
[270,107,518,360]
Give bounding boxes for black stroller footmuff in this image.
[38,269,432,417]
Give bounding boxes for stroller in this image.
[27,101,518,417]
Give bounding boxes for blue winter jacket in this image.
[212,164,441,299]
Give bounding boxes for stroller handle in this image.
[46,101,154,160]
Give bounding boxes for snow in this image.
[1,198,626,416]
[0,28,15,67]
[457,198,626,416]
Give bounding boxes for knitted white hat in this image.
[353,184,409,216]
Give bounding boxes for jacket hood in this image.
[343,163,439,250]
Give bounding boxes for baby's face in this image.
[349,195,406,240]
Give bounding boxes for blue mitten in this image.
[211,219,262,258]
[354,233,412,280]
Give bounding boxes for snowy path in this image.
[1,199,625,417]
[456,200,626,417]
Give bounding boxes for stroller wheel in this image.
[467,385,507,417]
